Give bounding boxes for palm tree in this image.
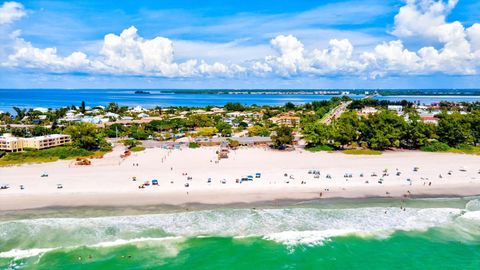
[12,107,27,121]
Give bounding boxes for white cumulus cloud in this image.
[0,1,25,25]
[5,31,90,71]
[2,0,480,79]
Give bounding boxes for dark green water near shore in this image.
[1,197,479,269]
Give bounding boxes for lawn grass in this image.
[130,146,146,152]
[446,146,480,155]
[421,142,480,155]
[342,149,382,155]
[305,145,334,152]
[0,146,98,166]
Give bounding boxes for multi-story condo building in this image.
[0,135,24,152]
[0,134,71,152]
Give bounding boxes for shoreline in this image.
[1,183,479,212]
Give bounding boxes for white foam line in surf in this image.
[90,236,183,248]
[0,237,183,260]
[460,211,480,221]
[263,229,365,246]
[0,248,55,260]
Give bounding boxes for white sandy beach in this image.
[1,145,480,211]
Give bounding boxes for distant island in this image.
[134,90,151,94]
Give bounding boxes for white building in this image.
[33,107,49,113]
[130,106,145,113]
[387,105,403,113]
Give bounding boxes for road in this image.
[321,100,352,124]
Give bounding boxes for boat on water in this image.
[134,90,151,94]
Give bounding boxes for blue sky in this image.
[1,0,480,88]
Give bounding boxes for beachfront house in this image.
[420,115,439,124]
[357,107,378,118]
[387,105,403,114]
[33,107,49,113]
[130,106,145,113]
[269,113,300,126]
[137,113,150,118]
[210,107,226,114]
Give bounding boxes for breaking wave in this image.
[0,199,479,258]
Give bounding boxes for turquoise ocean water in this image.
[1,197,479,269]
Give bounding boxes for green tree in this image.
[224,102,245,111]
[437,112,474,146]
[129,126,150,140]
[106,102,118,113]
[64,123,104,150]
[187,114,214,128]
[227,139,240,149]
[248,125,270,136]
[31,126,51,136]
[12,107,27,121]
[467,110,480,145]
[147,119,187,132]
[401,113,437,149]
[284,102,296,111]
[0,112,12,124]
[361,111,406,150]
[196,127,218,137]
[215,121,232,136]
[331,111,361,148]
[271,125,294,148]
[80,101,86,113]
[106,123,127,138]
[303,122,333,146]
[122,139,139,149]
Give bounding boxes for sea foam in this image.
[0,248,55,260]
[263,229,362,246]
[0,199,479,256]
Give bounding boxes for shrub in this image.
[122,139,139,149]
[305,145,333,152]
[0,146,93,165]
[0,151,5,158]
[342,149,382,155]
[130,146,145,152]
[227,139,240,149]
[188,142,200,148]
[456,143,474,152]
[420,141,450,152]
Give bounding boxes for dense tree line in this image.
[303,110,480,150]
